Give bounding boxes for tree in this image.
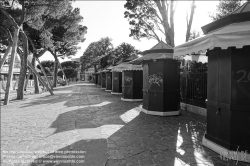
[80,41,98,71]
[113,42,140,63]
[0,0,73,103]
[0,22,13,69]
[80,37,113,71]
[1,0,28,103]
[61,61,80,69]
[58,68,77,79]
[186,0,196,42]
[124,0,196,47]
[124,0,176,47]
[209,0,243,21]
[24,1,84,91]
[95,37,114,69]
[48,6,87,87]
[188,29,200,41]
[36,60,54,74]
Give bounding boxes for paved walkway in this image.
[1,83,249,166]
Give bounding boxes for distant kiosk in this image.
[174,2,250,163]
[105,70,112,92]
[111,55,138,95]
[122,68,143,102]
[100,71,106,89]
[112,61,143,101]
[100,65,113,91]
[97,72,101,87]
[93,72,98,85]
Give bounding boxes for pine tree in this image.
[209,0,243,21]
[47,6,87,87]
[112,42,140,63]
[0,0,86,103]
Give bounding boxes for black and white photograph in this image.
[0,0,250,165]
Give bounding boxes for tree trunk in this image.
[185,0,196,42]
[13,77,19,90]
[155,0,175,47]
[24,69,31,91]
[53,57,58,87]
[4,28,19,105]
[17,32,28,100]
[0,45,12,69]
[94,64,97,73]
[50,51,61,87]
[26,38,47,92]
[32,57,40,94]
[169,0,175,47]
[27,61,54,95]
[58,60,68,85]
[36,58,53,90]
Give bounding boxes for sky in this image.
[39,1,219,62]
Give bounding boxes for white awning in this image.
[112,63,142,72]
[174,21,250,58]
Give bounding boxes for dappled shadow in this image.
[104,110,248,166]
[103,110,199,165]
[49,96,140,135]
[27,108,248,166]
[9,83,248,166]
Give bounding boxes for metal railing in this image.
[180,62,207,108]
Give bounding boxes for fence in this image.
[180,62,207,108]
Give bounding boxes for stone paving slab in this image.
[1,83,249,166]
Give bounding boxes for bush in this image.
[58,68,77,80]
[60,80,67,86]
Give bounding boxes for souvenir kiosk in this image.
[97,72,101,87]
[100,71,106,90]
[100,65,112,90]
[105,66,113,92]
[132,41,180,116]
[112,71,122,95]
[93,72,98,85]
[174,2,250,162]
[113,63,143,101]
[111,59,123,95]
[111,55,139,95]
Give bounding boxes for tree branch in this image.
[153,20,165,36]
[173,0,178,14]
[0,25,13,44]
[0,7,18,28]
[154,12,164,24]
[11,0,16,9]
[143,1,163,23]
[18,0,26,26]
[141,19,161,42]
[186,0,196,42]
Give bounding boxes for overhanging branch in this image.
[0,7,18,29]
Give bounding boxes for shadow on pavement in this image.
[17,83,247,166]
[29,109,246,166]
[30,139,108,166]
[49,94,140,135]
